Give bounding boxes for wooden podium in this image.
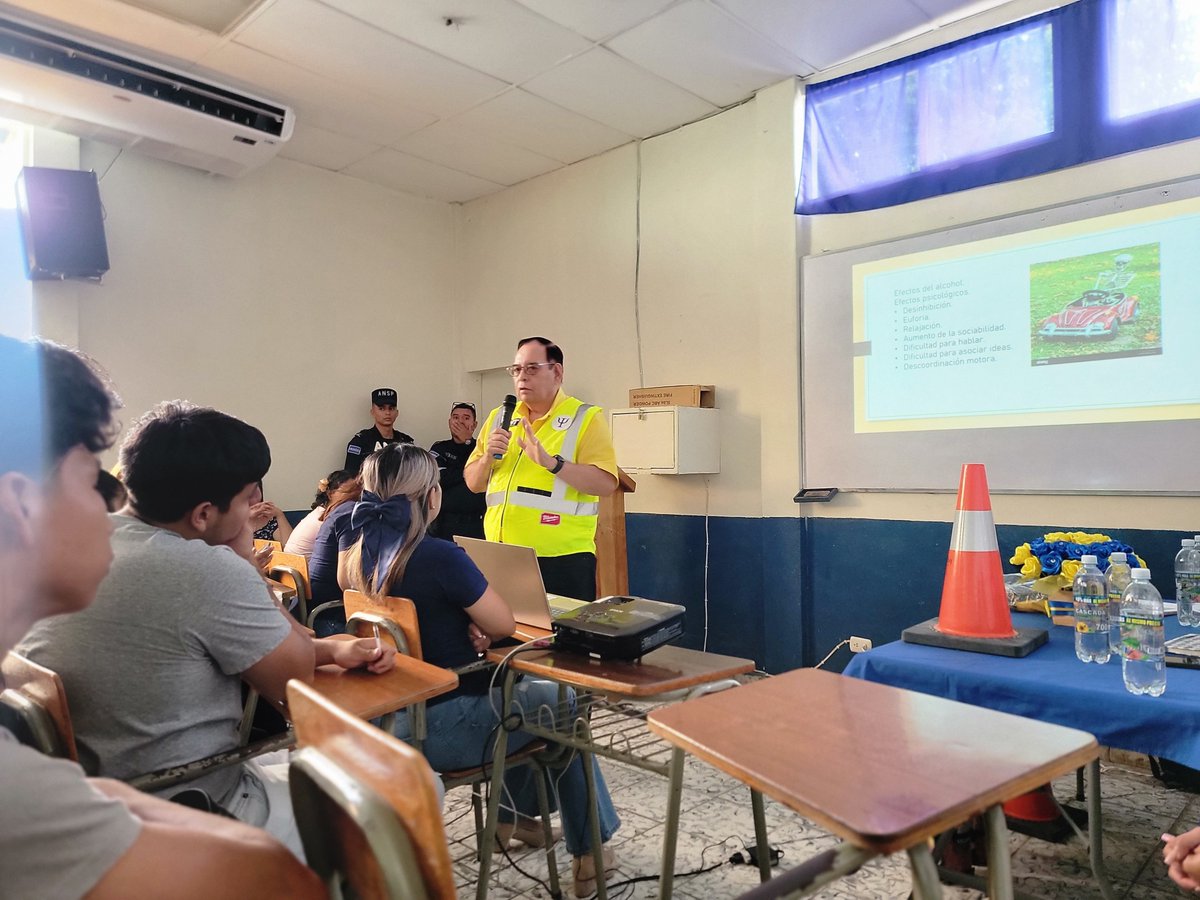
[595,467,636,597]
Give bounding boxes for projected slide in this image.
[853,197,1200,432]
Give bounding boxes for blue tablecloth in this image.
[843,612,1200,770]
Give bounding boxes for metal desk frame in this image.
[475,646,751,900]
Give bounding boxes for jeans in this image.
[392,677,620,856]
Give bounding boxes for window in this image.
[915,26,1054,167]
[1107,0,1200,120]
[798,0,1200,215]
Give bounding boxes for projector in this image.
[552,595,686,660]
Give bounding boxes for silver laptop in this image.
[454,536,588,630]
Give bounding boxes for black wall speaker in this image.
[15,166,110,281]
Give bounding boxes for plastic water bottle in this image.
[1176,539,1200,627]
[1107,552,1132,655]
[1120,568,1165,696]
[1073,554,1110,663]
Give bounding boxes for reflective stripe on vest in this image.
[485,403,599,516]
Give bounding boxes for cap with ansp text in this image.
[371,387,397,407]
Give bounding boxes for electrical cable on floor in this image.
[814,639,849,669]
[589,834,744,899]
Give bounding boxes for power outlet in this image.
[849,636,873,653]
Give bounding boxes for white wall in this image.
[459,79,801,519]
[41,147,460,508]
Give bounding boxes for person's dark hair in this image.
[119,401,270,523]
[0,335,120,477]
[312,469,356,509]
[450,402,477,416]
[516,336,563,366]
[96,469,127,512]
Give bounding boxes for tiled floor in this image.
[443,733,1199,899]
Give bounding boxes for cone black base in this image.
[1005,803,1088,844]
[902,618,1048,657]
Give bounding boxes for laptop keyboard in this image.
[547,594,589,618]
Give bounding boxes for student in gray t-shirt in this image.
[19,400,396,854]
[0,336,323,899]
[20,515,294,804]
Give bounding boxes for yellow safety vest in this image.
[484,394,602,557]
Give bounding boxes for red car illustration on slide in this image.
[1037,253,1139,339]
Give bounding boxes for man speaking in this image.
[465,337,617,600]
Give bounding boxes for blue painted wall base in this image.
[625,513,1194,675]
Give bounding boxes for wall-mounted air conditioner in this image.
[0,13,294,177]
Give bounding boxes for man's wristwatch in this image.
[548,454,566,475]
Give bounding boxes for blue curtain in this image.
[798,0,1200,215]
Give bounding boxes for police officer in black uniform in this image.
[428,401,486,540]
[344,387,413,475]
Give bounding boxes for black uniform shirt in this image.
[429,437,485,539]
[344,426,413,474]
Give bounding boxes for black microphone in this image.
[493,394,516,459]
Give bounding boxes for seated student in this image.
[0,336,322,899]
[250,483,294,546]
[337,443,620,897]
[284,469,361,559]
[19,401,395,858]
[97,468,127,513]
[305,491,361,637]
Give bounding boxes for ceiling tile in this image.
[511,0,676,43]
[115,0,259,35]
[911,0,1021,20]
[321,0,593,83]
[278,121,379,171]
[522,47,718,138]
[343,148,505,202]
[450,89,632,164]
[393,120,562,186]
[607,0,811,106]
[10,0,221,66]
[233,0,508,117]
[715,0,930,71]
[198,42,436,145]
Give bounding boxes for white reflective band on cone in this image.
[948,509,999,553]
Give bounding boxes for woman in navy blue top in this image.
[337,443,619,895]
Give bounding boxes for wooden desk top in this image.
[308,655,458,720]
[512,622,552,643]
[486,644,753,697]
[647,668,1098,854]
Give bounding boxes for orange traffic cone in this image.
[902,463,1047,657]
[1002,783,1084,843]
[936,463,1015,639]
[1002,784,1060,822]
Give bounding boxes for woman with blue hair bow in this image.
[336,442,619,897]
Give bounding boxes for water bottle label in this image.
[1119,613,1162,628]
[1075,593,1107,604]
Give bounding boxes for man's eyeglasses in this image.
[451,402,476,413]
[504,362,556,378]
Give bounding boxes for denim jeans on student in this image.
[391,677,620,857]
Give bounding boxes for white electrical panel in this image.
[610,406,719,474]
